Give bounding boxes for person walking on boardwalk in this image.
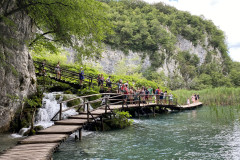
[140,87,145,103]
[169,93,173,105]
[197,94,200,103]
[159,90,164,104]
[187,98,190,106]
[123,84,129,105]
[100,74,104,86]
[117,79,123,93]
[163,91,168,105]
[55,61,61,79]
[145,88,149,104]
[155,87,160,104]
[194,93,197,103]
[134,89,139,105]
[191,94,195,103]
[106,76,111,87]
[99,84,104,93]
[79,67,84,86]
[129,87,134,104]
[148,86,153,103]
[97,74,101,86]
[106,76,112,92]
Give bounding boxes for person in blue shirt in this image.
[79,67,84,86]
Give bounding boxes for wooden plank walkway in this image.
[69,114,99,119]
[0,143,59,160]
[0,98,203,160]
[19,134,68,144]
[38,125,82,134]
[80,109,112,115]
[54,119,88,125]
[181,102,202,110]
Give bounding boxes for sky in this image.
[143,0,240,62]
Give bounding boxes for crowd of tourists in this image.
[41,61,174,105]
[97,76,174,105]
[187,94,200,106]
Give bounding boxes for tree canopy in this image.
[0,0,113,60]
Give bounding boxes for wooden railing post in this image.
[90,77,93,88]
[153,106,155,117]
[168,96,170,105]
[88,77,90,87]
[105,96,108,114]
[138,95,140,119]
[138,95,141,107]
[87,102,89,123]
[122,95,124,109]
[43,73,45,91]
[79,128,82,140]
[59,103,62,120]
[101,116,104,131]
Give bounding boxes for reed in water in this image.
[173,87,240,106]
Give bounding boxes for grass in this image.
[173,87,240,106]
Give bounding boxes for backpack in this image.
[155,89,159,94]
[124,88,128,94]
[121,85,124,92]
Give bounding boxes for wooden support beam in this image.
[100,116,104,131]
[87,102,89,123]
[79,128,82,141]
[153,106,155,117]
[138,108,140,119]
[59,103,62,120]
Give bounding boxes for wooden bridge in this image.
[0,60,203,159]
[0,92,202,160]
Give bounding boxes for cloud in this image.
[229,43,240,49]
[229,48,240,62]
[143,0,240,62]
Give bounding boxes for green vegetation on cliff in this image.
[98,0,239,90]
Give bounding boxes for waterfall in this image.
[11,92,92,138]
[35,92,78,129]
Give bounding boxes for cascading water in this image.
[11,92,94,138]
[35,92,78,129]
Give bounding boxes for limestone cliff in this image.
[84,34,222,83]
[0,0,36,132]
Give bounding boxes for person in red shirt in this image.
[123,84,129,105]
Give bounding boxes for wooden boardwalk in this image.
[0,94,202,160]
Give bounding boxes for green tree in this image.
[1,0,113,60]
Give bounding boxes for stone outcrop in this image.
[0,0,36,132]
[83,35,222,79]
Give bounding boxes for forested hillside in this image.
[96,0,240,90]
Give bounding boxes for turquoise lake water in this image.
[53,106,240,160]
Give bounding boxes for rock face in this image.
[0,0,36,132]
[86,46,151,74]
[84,35,222,78]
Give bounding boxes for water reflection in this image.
[51,106,240,159]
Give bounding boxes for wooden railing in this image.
[51,93,121,122]
[34,60,95,87]
[51,93,178,123]
[34,60,123,91]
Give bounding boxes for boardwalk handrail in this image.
[34,60,95,88]
[51,93,120,122]
[34,60,123,91]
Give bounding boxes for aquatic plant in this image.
[173,87,240,106]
